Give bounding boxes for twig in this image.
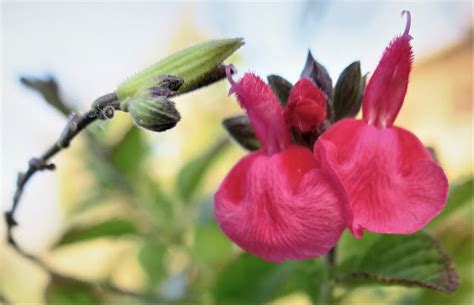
[4,93,119,248]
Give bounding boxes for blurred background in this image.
[1,1,472,304]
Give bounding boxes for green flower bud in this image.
[124,95,181,132]
[117,38,244,100]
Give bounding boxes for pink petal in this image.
[284,78,327,133]
[362,11,413,128]
[215,145,349,262]
[316,119,448,237]
[226,68,290,155]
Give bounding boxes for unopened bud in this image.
[126,96,181,132]
[117,38,244,100]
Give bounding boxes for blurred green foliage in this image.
[9,77,473,305]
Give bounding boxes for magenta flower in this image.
[215,67,351,262]
[315,11,448,237]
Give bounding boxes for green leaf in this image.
[45,275,101,305]
[117,38,244,99]
[429,177,474,227]
[267,75,293,106]
[138,241,166,286]
[333,61,364,121]
[212,254,323,305]
[175,138,229,202]
[109,126,149,179]
[54,218,138,247]
[222,115,260,151]
[337,231,459,294]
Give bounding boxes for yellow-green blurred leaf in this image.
[175,138,229,203]
[54,218,138,247]
[138,241,166,286]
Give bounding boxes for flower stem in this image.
[319,246,337,305]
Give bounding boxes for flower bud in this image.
[117,38,244,100]
[284,78,327,133]
[125,95,180,132]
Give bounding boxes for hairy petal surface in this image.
[227,69,290,155]
[362,12,413,128]
[316,119,448,237]
[215,145,349,262]
[284,78,327,133]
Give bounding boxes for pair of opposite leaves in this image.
[214,12,448,263]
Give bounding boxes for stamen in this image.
[225,64,238,96]
[401,10,411,36]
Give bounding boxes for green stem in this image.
[319,246,337,305]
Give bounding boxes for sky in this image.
[1,1,472,251]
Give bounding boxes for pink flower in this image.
[284,78,327,133]
[315,11,448,237]
[215,66,350,262]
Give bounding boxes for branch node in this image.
[28,158,55,171]
[5,211,18,228]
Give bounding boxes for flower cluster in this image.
[214,11,448,263]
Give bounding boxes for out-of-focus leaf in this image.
[54,218,138,247]
[337,231,459,294]
[175,138,229,202]
[45,275,100,305]
[429,177,473,227]
[194,223,232,264]
[267,75,293,106]
[212,254,323,305]
[138,241,166,286]
[333,61,364,121]
[300,51,334,120]
[109,126,149,179]
[222,115,260,151]
[20,76,71,116]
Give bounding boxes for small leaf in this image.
[212,254,323,305]
[175,138,230,202]
[267,75,293,106]
[337,231,459,294]
[222,115,260,151]
[138,241,166,286]
[20,76,71,116]
[300,51,334,120]
[117,38,244,99]
[45,275,101,305]
[333,61,364,121]
[54,218,138,247]
[109,126,149,179]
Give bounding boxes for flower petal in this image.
[227,68,290,155]
[316,119,448,236]
[215,145,348,262]
[362,11,413,128]
[284,78,327,133]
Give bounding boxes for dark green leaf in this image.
[429,177,473,227]
[212,254,323,305]
[222,115,260,151]
[20,76,71,116]
[267,75,293,106]
[337,231,459,294]
[300,51,334,120]
[45,275,101,305]
[175,138,230,202]
[138,241,166,286]
[333,61,364,121]
[54,218,138,247]
[109,126,149,179]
